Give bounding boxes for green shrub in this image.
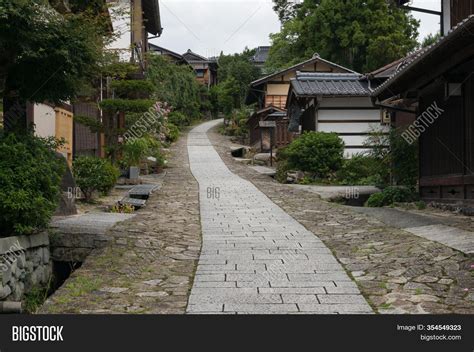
[284,132,344,178]
[168,111,190,128]
[221,108,251,138]
[73,157,119,202]
[122,138,149,167]
[390,128,418,186]
[166,123,180,143]
[365,192,386,207]
[0,133,65,236]
[275,159,290,183]
[366,186,418,207]
[336,154,385,186]
[364,127,418,187]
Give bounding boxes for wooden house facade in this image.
[182,50,218,88]
[247,106,293,148]
[373,15,474,204]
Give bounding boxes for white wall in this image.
[315,97,388,157]
[33,104,56,139]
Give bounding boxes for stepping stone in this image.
[249,165,276,176]
[129,184,159,199]
[119,197,147,209]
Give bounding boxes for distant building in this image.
[246,54,357,150]
[251,46,270,69]
[149,44,188,65]
[182,49,218,88]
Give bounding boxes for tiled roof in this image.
[290,72,369,97]
[250,54,358,87]
[252,46,270,63]
[372,15,474,97]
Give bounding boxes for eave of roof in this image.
[251,105,286,117]
[372,15,474,99]
[250,55,358,87]
[143,0,162,36]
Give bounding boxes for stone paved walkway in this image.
[186,120,372,314]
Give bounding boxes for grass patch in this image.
[63,276,102,297]
[379,302,392,309]
[23,285,50,314]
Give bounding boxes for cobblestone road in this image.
[186,120,373,314]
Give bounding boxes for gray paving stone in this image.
[317,294,368,304]
[186,120,372,315]
[281,294,319,303]
[223,304,299,313]
[298,303,372,313]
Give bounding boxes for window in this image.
[196,69,206,78]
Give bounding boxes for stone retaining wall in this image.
[0,233,51,301]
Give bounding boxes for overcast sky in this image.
[149,0,442,57]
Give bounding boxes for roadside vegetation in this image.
[275,128,419,207]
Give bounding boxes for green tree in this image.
[146,55,202,119]
[0,0,108,131]
[421,32,441,48]
[211,48,261,114]
[268,0,419,73]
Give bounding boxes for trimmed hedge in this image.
[99,99,155,113]
[110,80,155,99]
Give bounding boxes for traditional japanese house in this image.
[247,54,357,110]
[286,72,387,157]
[251,46,270,70]
[182,50,218,87]
[246,54,356,150]
[149,44,188,65]
[372,15,474,204]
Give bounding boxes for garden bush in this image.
[283,132,344,178]
[390,128,418,186]
[336,154,385,186]
[220,108,252,139]
[168,111,190,128]
[0,133,65,235]
[122,138,149,167]
[166,123,180,143]
[73,157,119,202]
[366,186,418,207]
